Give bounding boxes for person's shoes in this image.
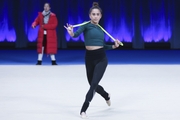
[36,60,42,65]
[80,112,88,119]
[52,60,58,65]
[106,94,111,106]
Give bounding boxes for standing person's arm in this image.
[43,15,58,30]
[32,16,40,28]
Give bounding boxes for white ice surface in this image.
[0,65,180,120]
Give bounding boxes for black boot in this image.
[36,60,42,65]
[52,60,58,65]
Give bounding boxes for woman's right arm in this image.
[64,24,85,38]
[32,16,39,28]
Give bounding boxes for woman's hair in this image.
[89,2,102,14]
[44,2,51,7]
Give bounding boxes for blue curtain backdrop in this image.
[0,0,180,49]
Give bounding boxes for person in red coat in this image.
[32,3,58,65]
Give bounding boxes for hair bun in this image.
[93,2,99,7]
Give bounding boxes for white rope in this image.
[73,21,123,46]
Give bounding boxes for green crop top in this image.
[73,22,113,50]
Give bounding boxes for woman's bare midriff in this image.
[85,46,103,50]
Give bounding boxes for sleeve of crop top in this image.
[73,25,86,38]
[104,42,113,50]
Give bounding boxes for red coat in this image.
[32,12,58,54]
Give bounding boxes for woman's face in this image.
[89,9,102,24]
[44,3,50,12]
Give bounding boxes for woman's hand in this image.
[64,23,74,37]
[32,25,35,29]
[112,39,120,49]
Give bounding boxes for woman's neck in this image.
[90,20,98,25]
[44,10,50,13]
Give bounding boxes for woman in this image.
[64,2,120,119]
[32,3,58,65]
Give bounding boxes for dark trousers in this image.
[43,35,47,47]
[80,48,110,114]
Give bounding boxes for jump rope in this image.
[72,21,124,46]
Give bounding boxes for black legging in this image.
[80,48,110,114]
[43,35,47,47]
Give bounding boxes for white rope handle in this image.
[72,21,123,46]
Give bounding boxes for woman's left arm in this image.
[104,43,113,50]
[112,40,120,49]
[104,40,120,50]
